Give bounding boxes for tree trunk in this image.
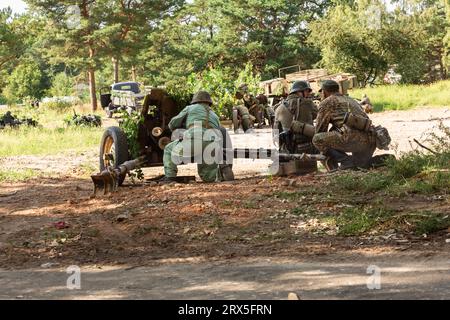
[88,68,97,111]
[131,66,137,82]
[88,45,97,111]
[439,52,446,80]
[113,57,119,83]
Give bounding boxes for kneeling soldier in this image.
[162,91,234,182]
[274,81,318,153]
[234,83,264,130]
[313,80,377,170]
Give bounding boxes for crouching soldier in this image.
[161,91,235,183]
[274,81,318,153]
[360,94,374,114]
[312,80,377,170]
[234,83,264,131]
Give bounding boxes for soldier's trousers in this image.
[235,105,256,122]
[313,128,376,168]
[163,128,219,182]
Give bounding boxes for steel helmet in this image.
[191,90,213,105]
[319,80,340,93]
[290,81,312,94]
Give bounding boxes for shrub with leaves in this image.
[41,98,74,113]
[118,110,144,160]
[48,72,76,97]
[4,60,44,103]
[118,110,145,182]
[167,63,262,119]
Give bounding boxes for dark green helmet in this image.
[191,90,213,105]
[237,83,249,93]
[290,81,312,94]
[319,80,340,93]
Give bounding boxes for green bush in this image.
[48,72,75,97]
[41,99,74,113]
[4,60,44,103]
[119,110,144,159]
[168,63,262,119]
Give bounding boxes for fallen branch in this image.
[413,139,437,155]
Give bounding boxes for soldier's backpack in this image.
[373,125,391,150]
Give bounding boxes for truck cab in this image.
[100,82,147,118]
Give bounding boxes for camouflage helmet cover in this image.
[319,80,340,92]
[191,90,213,105]
[290,81,312,94]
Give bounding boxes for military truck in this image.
[100,82,148,118]
[260,68,359,105]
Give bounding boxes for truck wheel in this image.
[99,126,129,186]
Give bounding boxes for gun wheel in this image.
[99,126,129,186]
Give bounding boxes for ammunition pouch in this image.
[290,120,316,138]
[343,112,372,132]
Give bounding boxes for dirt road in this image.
[1,254,449,299]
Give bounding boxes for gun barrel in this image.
[231,148,325,161]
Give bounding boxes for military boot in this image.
[158,176,178,184]
[241,117,253,132]
[325,149,355,171]
[218,164,235,181]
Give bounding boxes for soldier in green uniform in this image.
[162,91,234,183]
[234,83,264,130]
[312,80,377,170]
[274,81,318,151]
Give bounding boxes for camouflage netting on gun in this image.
[0,111,38,129]
[64,112,102,127]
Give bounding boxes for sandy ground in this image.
[0,106,449,300]
[1,254,449,300]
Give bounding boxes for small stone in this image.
[116,213,129,222]
[41,262,60,269]
[288,292,300,300]
[445,239,450,244]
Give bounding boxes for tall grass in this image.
[0,106,105,157]
[351,80,450,112]
[0,126,103,156]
